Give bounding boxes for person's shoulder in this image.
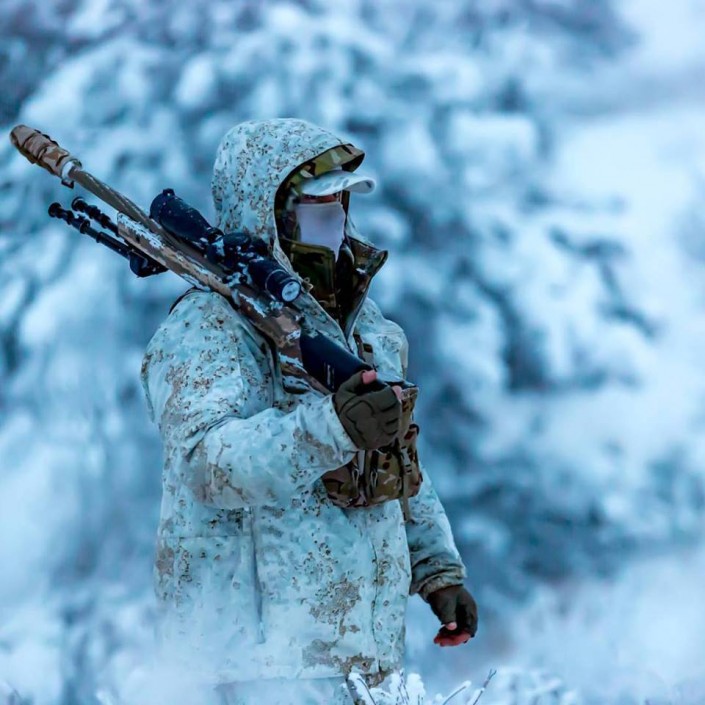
[168,288,233,321]
[146,289,264,360]
[167,289,260,338]
[357,297,407,341]
[355,297,409,378]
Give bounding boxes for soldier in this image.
[140,118,478,705]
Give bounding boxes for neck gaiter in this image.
[294,201,347,256]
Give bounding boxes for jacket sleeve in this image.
[405,463,467,600]
[141,291,357,510]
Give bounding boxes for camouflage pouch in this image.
[322,383,423,521]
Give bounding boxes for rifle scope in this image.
[149,189,301,303]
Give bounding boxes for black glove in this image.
[333,370,401,450]
[427,584,478,646]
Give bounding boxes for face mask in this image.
[294,201,347,256]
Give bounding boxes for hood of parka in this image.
[211,118,388,340]
[212,118,364,275]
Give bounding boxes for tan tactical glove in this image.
[333,370,402,450]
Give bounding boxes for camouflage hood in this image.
[211,118,365,275]
[212,118,389,341]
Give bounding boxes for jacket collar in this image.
[286,235,388,348]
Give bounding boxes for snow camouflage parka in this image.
[140,119,467,684]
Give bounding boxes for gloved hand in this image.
[333,369,402,450]
[426,584,478,647]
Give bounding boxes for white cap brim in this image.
[298,168,376,197]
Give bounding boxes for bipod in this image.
[48,201,166,278]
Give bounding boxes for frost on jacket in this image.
[140,118,466,683]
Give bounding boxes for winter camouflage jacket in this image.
[140,119,466,684]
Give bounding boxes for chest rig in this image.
[279,236,423,520]
[322,335,423,521]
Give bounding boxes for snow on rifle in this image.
[9,124,378,394]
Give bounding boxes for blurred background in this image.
[1,0,705,703]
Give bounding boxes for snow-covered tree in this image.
[2,0,704,702]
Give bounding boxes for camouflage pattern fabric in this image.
[283,143,364,197]
[141,119,467,688]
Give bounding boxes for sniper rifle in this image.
[9,125,380,394]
